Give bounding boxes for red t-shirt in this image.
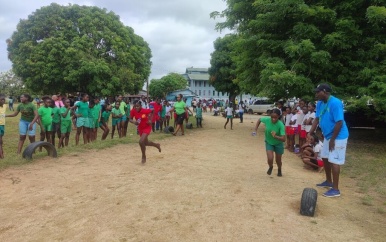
[149,102,162,122]
[130,108,152,130]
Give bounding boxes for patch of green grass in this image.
[345,129,386,203]
[310,220,317,224]
[377,207,385,214]
[361,195,374,206]
[0,104,185,170]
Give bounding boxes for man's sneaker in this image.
[316,180,333,188]
[323,188,341,197]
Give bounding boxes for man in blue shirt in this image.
[308,83,349,197]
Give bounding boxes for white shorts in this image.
[321,138,348,165]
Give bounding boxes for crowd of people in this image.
[0,93,203,163]
[0,83,348,197]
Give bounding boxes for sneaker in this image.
[277,170,282,177]
[323,188,341,197]
[316,180,333,188]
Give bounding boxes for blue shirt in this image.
[316,96,349,140]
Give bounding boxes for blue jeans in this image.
[239,112,244,123]
[19,119,37,136]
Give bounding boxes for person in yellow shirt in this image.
[0,94,7,158]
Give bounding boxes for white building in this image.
[182,67,259,103]
[182,67,229,100]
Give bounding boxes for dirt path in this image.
[0,113,385,241]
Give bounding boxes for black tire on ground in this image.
[163,126,174,133]
[22,141,58,160]
[248,109,253,114]
[186,123,193,129]
[300,188,318,217]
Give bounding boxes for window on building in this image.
[199,81,201,87]
[213,91,216,96]
[195,81,197,87]
[203,90,206,96]
[204,81,206,87]
[199,90,201,96]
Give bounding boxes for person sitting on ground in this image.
[301,133,324,172]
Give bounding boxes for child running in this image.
[224,103,234,129]
[58,99,73,148]
[6,94,39,154]
[0,94,6,158]
[99,104,111,140]
[38,97,53,144]
[129,101,161,164]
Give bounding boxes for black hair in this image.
[311,133,319,144]
[308,102,316,108]
[81,93,88,98]
[272,108,281,116]
[21,94,32,102]
[89,99,95,106]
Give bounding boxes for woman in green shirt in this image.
[169,94,192,136]
[6,94,39,154]
[253,109,286,177]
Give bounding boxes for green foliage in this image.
[212,0,386,117]
[7,3,152,96]
[208,34,240,101]
[148,73,187,99]
[0,70,29,97]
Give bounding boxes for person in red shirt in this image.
[129,101,161,163]
[149,98,162,132]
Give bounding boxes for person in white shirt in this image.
[299,105,308,150]
[284,107,293,149]
[302,133,324,172]
[289,108,298,152]
[304,102,316,133]
[224,103,234,129]
[165,102,172,126]
[238,101,245,123]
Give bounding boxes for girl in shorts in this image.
[58,99,73,148]
[253,109,286,176]
[72,93,90,145]
[38,97,53,145]
[129,101,161,164]
[6,94,39,154]
[224,103,234,129]
[111,102,122,139]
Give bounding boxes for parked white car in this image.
[247,99,276,115]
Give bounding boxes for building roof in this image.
[187,73,210,81]
[186,67,208,73]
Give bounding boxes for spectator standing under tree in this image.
[308,84,349,198]
[238,101,245,123]
[8,96,14,111]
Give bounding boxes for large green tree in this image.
[212,0,386,117]
[7,3,152,96]
[148,73,187,99]
[0,70,28,97]
[209,34,240,102]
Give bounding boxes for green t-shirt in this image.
[174,101,186,115]
[101,111,111,123]
[52,106,61,123]
[260,117,285,145]
[125,103,131,116]
[93,103,101,121]
[75,101,89,117]
[161,105,166,118]
[112,108,121,120]
[196,107,202,118]
[88,107,95,119]
[17,102,37,122]
[38,106,53,126]
[60,107,72,121]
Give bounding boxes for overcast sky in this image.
[0,0,230,80]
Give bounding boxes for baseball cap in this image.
[314,83,332,93]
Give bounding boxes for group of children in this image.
[282,100,324,171]
[0,93,203,160]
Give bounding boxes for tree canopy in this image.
[7,3,152,96]
[211,0,386,118]
[209,34,240,101]
[0,70,28,98]
[148,73,187,99]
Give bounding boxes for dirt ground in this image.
[0,113,385,241]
